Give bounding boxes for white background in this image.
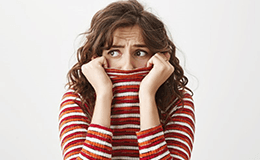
[0,0,259,159]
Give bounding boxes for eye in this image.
[135,50,147,57]
[108,50,120,57]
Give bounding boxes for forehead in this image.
[113,25,144,43]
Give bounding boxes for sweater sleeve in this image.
[59,90,113,160]
[136,93,195,160]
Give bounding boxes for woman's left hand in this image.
[139,53,174,96]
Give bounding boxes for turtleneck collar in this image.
[105,66,152,83]
[105,67,152,106]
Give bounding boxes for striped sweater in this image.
[59,67,195,160]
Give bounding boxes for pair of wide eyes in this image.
[108,50,148,57]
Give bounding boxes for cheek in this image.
[135,59,149,68]
[106,58,121,68]
[102,52,115,68]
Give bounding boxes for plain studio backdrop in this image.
[0,0,259,159]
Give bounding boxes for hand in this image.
[81,56,113,96]
[139,53,174,96]
[81,56,113,127]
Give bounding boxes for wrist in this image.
[96,87,113,98]
[139,87,156,99]
[92,91,112,128]
[96,91,113,102]
[138,91,160,131]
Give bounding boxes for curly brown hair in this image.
[67,0,192,123]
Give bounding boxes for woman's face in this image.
[102,25,153,70]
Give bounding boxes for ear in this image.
[165,52,171,61]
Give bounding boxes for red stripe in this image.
[140,145,169,159]
[59,66,195,159]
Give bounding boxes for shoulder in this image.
[163,90,195,126]
[59,89,92,122]
[61,89,81,102]
[59,89,84,115]
[181,90,194,109]
[165,90,195,114]
[60,89,82,108]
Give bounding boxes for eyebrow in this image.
[110,44,148,48]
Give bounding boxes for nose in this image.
[121,52,135,70]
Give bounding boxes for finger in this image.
[100,56,109,68]
[156,53,169,62]
[146,52,171,67]
[91,55,98,60]
[81,63,86,72]
[146,53,162,67]
[146,55,155,67]
[151,53,168,65]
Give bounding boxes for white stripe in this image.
[107,70,149,76]
[167,105,194,119]
[163,95,193,114]
[79,153,90,160]
[113,135,137,139]
[59,103,79,113]
[85,136,112,147]
[113,81,140,87]
[166,121,194,134]
[64,145,83,158]
[168,145,189,158]
[59,121,89,134]
[62,137,86,152]
[60,96,81,107]
[163,96,194,115]
[112,156,139,160]
[167,106,181,117]
[59,112,86,124]
[165,137,191,153]
[171,154,185,160]
[171,113,195,125]
[164,130,193,143]
[113,103,139,108]
[150,150,170,160]
[140,141,167,154]
[88,126,113,136]
[110,124,139,129]
[111,113,140,118]
[61,96,81,103]
[60,128,87,145]
[82,145,111,158]
[114,92,138,97]
[164,97,178,112]
[112,145,139,150]
[183,97,193,103]
[138,131,164,143]
[66,153,80,160]
[183,105,195,113]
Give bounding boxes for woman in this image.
[59,0,195,159]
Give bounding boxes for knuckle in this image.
[168,66,175,74]
[81,64,87,70]
[153,53,160,59]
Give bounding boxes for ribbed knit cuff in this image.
[88,123,113,138]
[83,124,113,158]
[136,125,170,159]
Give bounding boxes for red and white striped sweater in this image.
[59,67,195,160]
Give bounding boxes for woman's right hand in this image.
[81,56,113,96]
[81,56,113,128]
